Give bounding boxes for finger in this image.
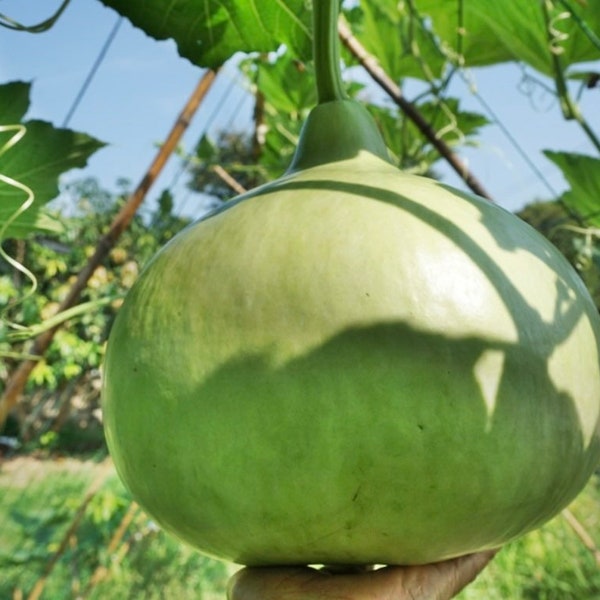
[388,549,500,600]
[227,566,329,600]
[309,550,499,600]
[227,550,499,600]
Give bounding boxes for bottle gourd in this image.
[102,0,600,566]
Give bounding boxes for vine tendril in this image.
[0,124,38,318]
[0,0,72,33]
[547,9,572,56]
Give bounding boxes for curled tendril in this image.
[435,100,466,147]
[0,124,38,320]
[0,0,71,33]
[547,7,572,56]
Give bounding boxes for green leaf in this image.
[195,134,217,161]
[544,151,600,224]
[346,0,446,82]
[254,54,316,116]
[415,0,600,76]
[566,69,600,85]
[0,81,30,124]
[0,82,105,239]
[99,0,313,68]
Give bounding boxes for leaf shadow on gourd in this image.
[164,321,598,565]
[283,178,590,332]
[145,177,600,563]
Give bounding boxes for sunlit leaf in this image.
[415,0,600,76]
[0,82,105,239]
[100,0,313,68]
[254,55,316,117]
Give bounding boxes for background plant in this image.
[1,177,189,445]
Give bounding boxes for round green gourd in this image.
[102,98,600,566]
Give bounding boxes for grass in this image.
[0,454,230,599]
[1,454,598,599]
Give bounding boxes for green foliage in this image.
[0,81,104,238]
[99,0,313,68]
[250,52,318,174]
[0,178,190,441]
[187,47,491,195]
[0,461,229,598]
[99,0,600,77]
[187,52,318,198]
[543,152,600,225]
[189,131,268,201]
[414,0,600,75]
[1,459,599,598]
[368,97,489,173]
[174,1,598,216]
[344,0,447,81]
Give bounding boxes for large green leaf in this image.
[544,151,600,225]
[0,81,105,239]
[416,0,600,76]
[254,54,316,117]
[99,0,313,68]
[97,0,599,78]
[0,81,30,124]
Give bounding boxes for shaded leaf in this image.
[544,151,600,224]
[253,55,316,117]
[368,97,489,172]
[0,81,30,125]
[195,134,217,161]
[100,0,313,68]
[242,52,316,177]
[566,69,600,88]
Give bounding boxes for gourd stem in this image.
[313,0,348,103]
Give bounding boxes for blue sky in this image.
[1,0,599,218]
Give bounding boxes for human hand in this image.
[227,550,498,600]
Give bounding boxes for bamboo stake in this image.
[337,20,493,202]
[212,164,247,195]
[0,69,218,429]
[561,508,600,567]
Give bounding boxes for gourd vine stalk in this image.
[313,0,348,103]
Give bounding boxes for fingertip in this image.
[226,567,245,600]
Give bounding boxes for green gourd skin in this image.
[102,98,600,566]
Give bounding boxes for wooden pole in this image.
[338,20,494,201]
